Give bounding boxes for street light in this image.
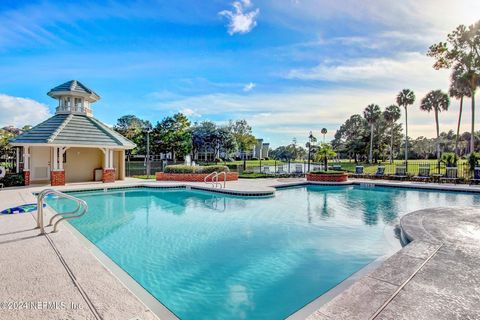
[144,127,152,178]
[307,131,316,172]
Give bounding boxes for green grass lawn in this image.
[201,160,285,166]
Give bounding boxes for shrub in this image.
[264,157,270,160]
[196,165,230,173]
[0,173,24,187]
[468,153,480,172]
[310,170,346,174]
[164,165,229,174]
[164,165,195,173]
[441,152,457,167]
[251,157,258,161]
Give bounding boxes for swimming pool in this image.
[46,185,480,319]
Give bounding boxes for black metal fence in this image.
[125,160,165,177]
[125,157,474,181]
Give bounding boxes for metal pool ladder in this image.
[36,189,88,234]
[204,171,227,189]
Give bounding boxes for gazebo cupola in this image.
[48,80,100,117]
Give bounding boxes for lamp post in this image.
[145,127,152,178]
[307,131,315,173]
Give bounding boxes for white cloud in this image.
[152,81,475,147]
[0,94,51,127]
[286,52,450,89]
[243,82,256,92]
[180,107,201,117]
[219,0,260,35]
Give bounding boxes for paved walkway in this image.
[0,182,162,320]
[307,207,480,320]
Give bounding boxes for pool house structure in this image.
[10,80,135,186]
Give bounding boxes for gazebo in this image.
[10,80,135,186]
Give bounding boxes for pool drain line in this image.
[44,232,104,320]
[369,242,444,320]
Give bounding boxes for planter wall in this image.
[306,173,348,182]
[156,172,239,182]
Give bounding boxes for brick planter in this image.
[50,170,66,186]
[103,168,116,183]
[156,172,239,182]
[306,173,348,182]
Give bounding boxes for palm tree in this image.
[420,90,450,160]
[449,63,472,155]
[315,143,337,170]
[321,128,327,143]
[363,104,381,163]
[396,89,415,165]
[383,105,401,163]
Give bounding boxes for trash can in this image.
[94,168,103,181]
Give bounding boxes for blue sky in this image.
[0,0,478,147]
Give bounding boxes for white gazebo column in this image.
[102,148,116,183]
[119,149,126,180]
[23,146,31,186]
[50,146,66,186]
[16,147,20,173]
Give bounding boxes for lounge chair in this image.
[352,166,364,178]
[390,166,407,180]
[276,166,285,174]
[332,164,342,171]
[371,166,385,179]
[413,166,431,182]
[440,167,460,184]
[470,167,480,185]
[262,166,270,174]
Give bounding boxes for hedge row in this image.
[164,165,230,174]
[310,170,346,174]
[0,174,24,187]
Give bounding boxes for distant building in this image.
[236,139,270,160]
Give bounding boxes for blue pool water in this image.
[46,185,480,319]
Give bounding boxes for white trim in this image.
[10,143,133,150]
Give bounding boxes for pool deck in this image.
[1,177,480,319]
[306,206,480,320]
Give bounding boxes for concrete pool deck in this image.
[1,177,480,319]
[307,206,480,320]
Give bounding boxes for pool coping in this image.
[30,179,480,319]
[56,212,180,320]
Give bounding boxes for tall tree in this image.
[420,90,450,160]
[428,21,480,153]
[114,115,152,155]
[363,104,381,163]
[383,105,401,163]
[449,63,472,155]
[228,119,256,168]
[396,89,416,164]
[152,113,191,161]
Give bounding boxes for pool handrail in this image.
[216,171,227,189]
[36,189,88,234]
